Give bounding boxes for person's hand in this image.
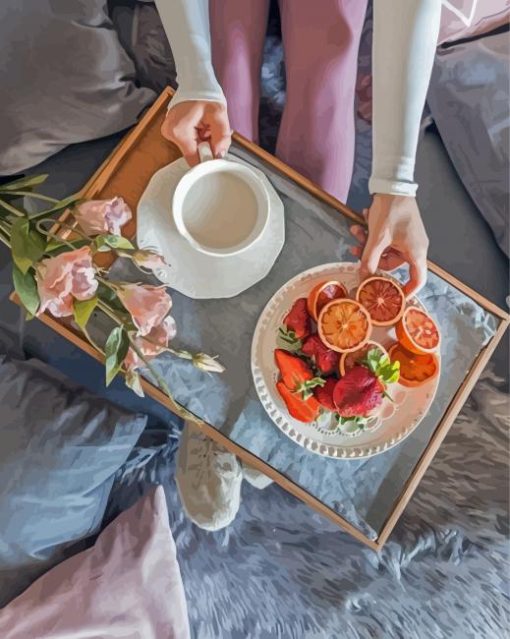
[161,100,231,166]
[350,194,429,298]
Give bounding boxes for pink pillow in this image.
[439,1,509,44]
[0,487,190,639]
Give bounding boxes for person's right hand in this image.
[161,100,231,167]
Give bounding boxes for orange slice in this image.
[388,343,439,388]
[317,299,372,354]
[338,340,388,377]
[395,306,440,354]
[356,276,405,326]
[306,280,348,321]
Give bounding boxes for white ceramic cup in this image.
[172,142,270,257]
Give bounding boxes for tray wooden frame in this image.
[12,88,509,550]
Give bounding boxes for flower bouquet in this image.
[0,174,224,419]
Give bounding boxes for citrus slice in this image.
[306,280,348,321]
[388,343,439,387]
[317,299,372,353]
[395,306,440,354]
[355,276,405,326]
[338,340,388,377]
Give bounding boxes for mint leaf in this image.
[104,326,130,386]
[277,326,302,352]
[12,264,39,315]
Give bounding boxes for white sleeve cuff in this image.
[368,177,418,197]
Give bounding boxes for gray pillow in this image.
[427,31,509,256]
[111,0,177,93]
[0,353,147,607]
[0,0,155,175]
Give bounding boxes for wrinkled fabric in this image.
[428,30,510,256]
[0,355,147,607]
[0,487,191,639]
[103,140,499,540]
[106,370,509,639]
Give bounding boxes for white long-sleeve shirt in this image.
[154,0,442,197]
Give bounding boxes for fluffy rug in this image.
[106,369,509,639]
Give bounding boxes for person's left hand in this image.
[349,193,429,298]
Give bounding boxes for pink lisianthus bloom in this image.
[36,246,98,318]
[132,250,168,273]
[116,283,172,337]
[124,316,177,372]
[74,197,132,236]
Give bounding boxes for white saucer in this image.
[137,156,285,299]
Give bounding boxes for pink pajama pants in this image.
[210,0,368,202]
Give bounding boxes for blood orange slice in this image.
[388,343,439,387]
[317,299,372,353]
[356,276,405,326]
[395,306,440,354]
[338,340,388,377]
[306,280,348,321]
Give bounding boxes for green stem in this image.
[4,191,60,204]
[35,218,91,244]
[0,198,25,217]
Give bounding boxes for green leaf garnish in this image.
[277,326,303,352]
[363,348,400,385]
[295,376,325,400]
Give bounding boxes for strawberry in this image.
[274,349,325,399]
[277,381,321,423]
[302,334,339,375]
[313,378,337,411]
[283,298,311,340]
[333,365,384,418]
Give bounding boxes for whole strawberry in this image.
[302,334,339,375]
[282,298,311,340]
[333,365,384,418]
[314,377,337,411]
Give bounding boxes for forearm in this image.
[154,0,225,107]
[369,0,442,196]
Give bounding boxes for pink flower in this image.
[132,250,168,273]
[74,197,132,236]
[116,283,172,336]
[36,246,98,318]
[124,316,177,372]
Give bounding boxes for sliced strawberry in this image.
[283,298,311,340]
[274,349,324,398]
[277,381,321,423]
[333,366,384,418]
[313,378,337,412]
[302,334,339,375]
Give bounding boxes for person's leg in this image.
[277,0,368,201]
[209,0,270,142]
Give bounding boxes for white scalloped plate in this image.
[251,263,440,459]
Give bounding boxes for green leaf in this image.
[296,376,326,400]
[45,238,89,255]
[40,195,81,216]
[73,297,98,330]
[12,264,39,316]
[95,234,134,252]
[10,218,46,274]
[277,326,303,352]
[125,370,144,397]
[0,174,48,192]
[104,326,130,386]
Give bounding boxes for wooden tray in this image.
[13,87,509,550]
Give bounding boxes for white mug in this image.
[172,142,270,257]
